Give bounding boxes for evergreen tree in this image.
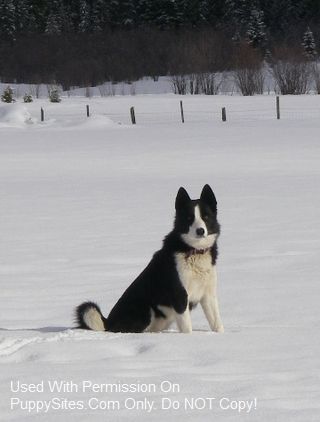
[23,93,33,102]
[30,0,49,33]
[200,0,225,27]
[78,0,90,33]
[1,86,14,103]
[225,0,266,49]
[91,0,111,32]
[107,0,137,27]
[140,0,180,28]
[0,0,16,40]
[49,87,61,102]
[45,0,64,35]
[246,8,267,49]
[302,26,317,59]
[15,0,36,33]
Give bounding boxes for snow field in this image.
[0,94,320,421]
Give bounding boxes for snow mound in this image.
[77,114,119,129]
[0,104,34,127]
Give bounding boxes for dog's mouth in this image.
[181,232,217,250]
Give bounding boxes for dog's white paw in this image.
[214,324,224,333]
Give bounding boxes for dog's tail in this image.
[75,301,108,331]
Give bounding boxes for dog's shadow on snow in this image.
[0,326,71,333]
[0,327,220,334]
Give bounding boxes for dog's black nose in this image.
[196,228,205,236]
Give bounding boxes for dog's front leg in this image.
[175,308,192,333]
[201,266,224,333]
[200,293,224,333]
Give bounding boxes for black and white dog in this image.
[75,185,224,334]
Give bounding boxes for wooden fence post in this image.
[41,107,44,122]
[86,104,90,117]
[276,96,280,119]
[222,107,226,122]
[180,100,185,123]
[130,106,136,124]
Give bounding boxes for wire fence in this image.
[34,95,320,126]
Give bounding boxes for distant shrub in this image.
[23,93,33,103]
[233,43,265,96]
[49,88,61,103]
[271,60,311,95]
[270,46,312,95]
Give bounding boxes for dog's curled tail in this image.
[75,301,108,331]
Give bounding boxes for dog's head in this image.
[174,184,220,250]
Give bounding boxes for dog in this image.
[75,184,224,333]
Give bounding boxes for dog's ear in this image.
[175,187,191,210]
[200,184,217,211]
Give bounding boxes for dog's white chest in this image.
[175,252,214,303]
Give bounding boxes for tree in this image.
[302,26,317,60]
[49,87,61,102]
[78,0,90,33]
[140,0,180,28]
[23,93,33,102]
[1,86,14,103]
[45,0,64,35]
[0,0,16,40]
[246,8,267,49]
[15,0,37,34]
[225,0,266,49]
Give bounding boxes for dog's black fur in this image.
[75,184,220,333]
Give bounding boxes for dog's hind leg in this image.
[146,307,175,332]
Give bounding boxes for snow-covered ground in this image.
[0,95,320,421]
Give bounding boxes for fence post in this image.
[276,96,280,119]
[222,107,226,122]
[130,106,136,124]
[86,104,90,117]
[41,107,44,122]
[180,100,185,123]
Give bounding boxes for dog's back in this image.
[75,184,224,333]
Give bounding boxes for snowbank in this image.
[0,103,34,127]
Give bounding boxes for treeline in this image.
[0,0,320,88]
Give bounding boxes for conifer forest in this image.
[1,0,320,90]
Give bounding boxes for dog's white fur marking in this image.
[175,252,224,333]
[145,306,175,332]
[181,205,217,250]
[83,307,105,331]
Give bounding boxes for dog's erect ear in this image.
[175,187,191,210]
[200,184,217,211]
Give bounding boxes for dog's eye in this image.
[203,214,209,220]
[187,215,193,222]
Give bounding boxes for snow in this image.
[0,104,34,127]
[0,94,320,421]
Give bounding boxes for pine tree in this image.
[140,0,180,28]
[107,0,137,27]
[302,26,317,60]
[1,86,14,103]
[246,8,267,49]
[78,0,90,32]
[225,0,266,49]
[0,0,16,40]
[49,87,61,102]
[91,0,111,32]
[200,0,225,27]
[45,0,64,35]
[15,0,36,33]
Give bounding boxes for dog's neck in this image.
[185,248,211,258]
